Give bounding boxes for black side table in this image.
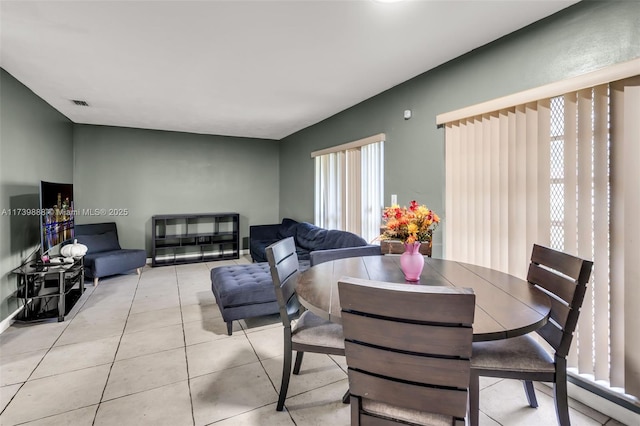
[12,257,85,322]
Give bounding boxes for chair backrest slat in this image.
[547,295,571,329]
[530,244,587,279]
[345,341,471,389]
[349,369,469,420]
[266,237,301,326]
[339,277,475,423]
[536,321,564,351]
[527,264,577,305]
[527,244,593,356]
[339,278,475,324]
[342,311,473,358]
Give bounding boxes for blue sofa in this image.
[249,218,379,270]
[74,222,146,286]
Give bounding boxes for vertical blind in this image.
[444,102,551,275]
[437,60,640,404]
[312,134,384,243]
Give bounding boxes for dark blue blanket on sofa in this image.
[249,219,368,265]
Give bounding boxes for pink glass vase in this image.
[400,242,424,282]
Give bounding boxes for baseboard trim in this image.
[534,372,639,424]
[565,372,640,425]
[0,305,24,334]
[568,382,639,425]
[568,372,639,414]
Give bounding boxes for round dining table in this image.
[296,255,552,342]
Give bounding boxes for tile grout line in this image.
[175,265,197,426]
[183,260,246,425]
[91,272,141,426]
[328,354,347,375]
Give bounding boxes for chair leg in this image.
[136,267,142,275]
[554,363,570,426]
[226,321,233,336]
[93,277,99,287]
[523,380,539,408]
[293,351,304,375]
[351,395,361,425]
[277,329,293,411]
[469,370,480,426]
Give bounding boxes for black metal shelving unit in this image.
[151,213,240,266]
[13,258,85,322]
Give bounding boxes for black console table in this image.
[12,258,85,322]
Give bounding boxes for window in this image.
[312,134,384,243]
[437,59,640,407]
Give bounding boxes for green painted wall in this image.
[72,125,280,255]
[0,69,74,320]
[279,0,640,257]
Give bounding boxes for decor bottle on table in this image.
[400,241,424,282]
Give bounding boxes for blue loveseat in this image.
[249,218,379,270]
[75,222,146,286]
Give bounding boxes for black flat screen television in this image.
[40,181,75,255]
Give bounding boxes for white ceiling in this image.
[1,0,579,140]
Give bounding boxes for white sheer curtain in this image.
[314,151,344,231]
[360,142,384,243]
[437,60,640,405]
[313,134,384,243]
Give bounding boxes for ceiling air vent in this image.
[71,99,89,106]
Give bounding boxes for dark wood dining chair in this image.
[265,237,346,411]
[469,244,593,426]
[338,277,476,426]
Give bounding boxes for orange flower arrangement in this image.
[380,200,440,244]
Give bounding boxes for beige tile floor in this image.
[0,256,626,426]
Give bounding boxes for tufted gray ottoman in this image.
[210,263,279,335]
